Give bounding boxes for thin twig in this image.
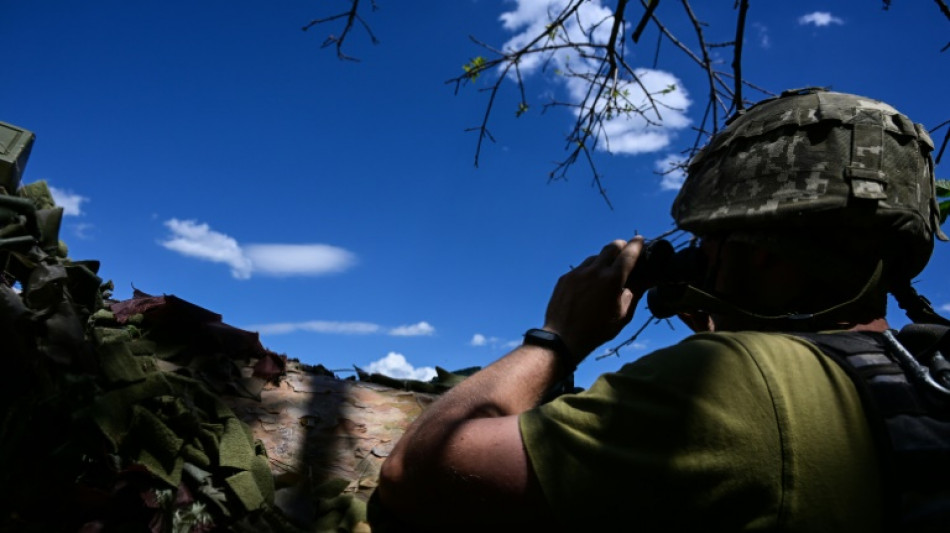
[632,0,661,43]
[596,316,656,360]
[652,28,663,68]
[302,0,380,61]
[731,0,749,111]
[936,128,950,165]
[682,0,723,132]
[933,0,950,20]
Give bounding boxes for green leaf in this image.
[936,179,949,198]
[462,56,487,81]
[515,102,529,118]
[939,199,949,225]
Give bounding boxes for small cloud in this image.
[940,303,950,313]
[798,12,843,27]
[244,244,355,277]
[160,218,355,280]
[161,219,252,279]
[389,321,435,337]
[71,222,94,240]
[247,319,434,337]
[365,352,437,381]
[49,185,88,216]
[752,22,770,49]
[470,333,513,348]
[247,320,381,335]
[655,154,687,191]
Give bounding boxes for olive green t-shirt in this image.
[519,331,883,531]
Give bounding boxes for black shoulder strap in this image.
[793,331,900,528]
[793,329,950,531]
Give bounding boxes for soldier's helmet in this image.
[672,87,947,282]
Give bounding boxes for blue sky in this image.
[3,1,948,388]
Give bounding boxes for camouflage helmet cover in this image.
[672,87,947,280]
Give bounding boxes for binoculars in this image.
[626,239,708,319]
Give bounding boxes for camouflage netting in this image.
[0,179,470,531]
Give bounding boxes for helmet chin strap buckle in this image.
[786,313,816,321]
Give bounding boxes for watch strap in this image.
[522,328,579,368]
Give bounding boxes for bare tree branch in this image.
[632,0,661,43]
[937,129,950,165]
[682,1,728,131]
[731,0,749,111]
[934,0,950,20]
[931,119,950,165]
[441,0,772,206]
[302,0,380,61]
[299,2,809,208]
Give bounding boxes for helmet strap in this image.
[649,260,886,329]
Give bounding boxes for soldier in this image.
[374,89,950,531]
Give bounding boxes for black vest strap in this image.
[792,329,950,531]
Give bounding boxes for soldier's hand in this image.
[542,237,644,361]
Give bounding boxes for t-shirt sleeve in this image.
[519,334,784,530]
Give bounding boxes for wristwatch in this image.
[522,328,578,368]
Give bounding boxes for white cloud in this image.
[499,0,691,156]
[752,22,770,49]
[389,321,436,336]
[160,218,355,280]
[49,185,88,216]
[500,0,615,74]
[365,352,437,381]
[247,320,381,335]
[655,154,687,191]
[940,303,950,313]
[71,222,94,240]
[798,12,843,27]
[470,333,513,348]
[246,319,434,337]
[161,219,253,278]
[244,244,355,276]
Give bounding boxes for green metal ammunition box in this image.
[0,121,36,194]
